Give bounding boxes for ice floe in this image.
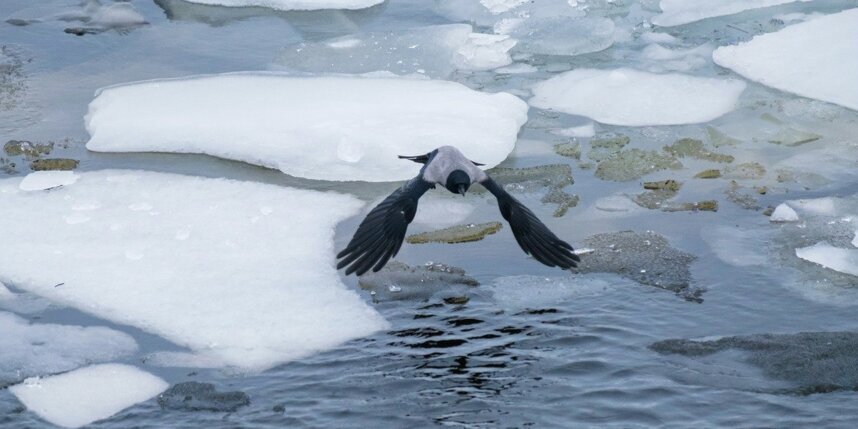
[276,25,515,77]
[181,0,384,11]
[652,0,807,27]
[796,243,858,277]
[85,74,528,182]
[0,312,138,388]
[530,68,746,126]
[713,8,858,111]
[18,171,78,191]
[0,170,387,370]
[9,364,168,428]
[498,16,615,57]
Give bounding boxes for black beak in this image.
[457,184,467,196]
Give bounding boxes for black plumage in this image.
[337,146,580,276]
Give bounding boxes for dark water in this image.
[3,0,858,427]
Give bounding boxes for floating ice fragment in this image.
[86,74,527,182]
[9,364,167,428]
[552,123,595,138]
[788,197,837,216]
[796,243,858,277]
[713,9,858,111]
[501,16,615,57]
[0,171,387,370]
[530,68,745,126]
[181,0,384,11]
[495,63,537,74]
[652,0,808,27]
[0,312,138,388]
[479,0,528,14]
[19,171,78,191]
[452,33,516,71]
[770,203,799,222]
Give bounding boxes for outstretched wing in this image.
[337,177,434,276]
[481,177,580,269]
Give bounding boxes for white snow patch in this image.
[852,231,858,248]
[796,243,858,277]
[0,312,138,387]
[0,171,387,370]
[9,364,167,429]
[453,33,516,71]
[652,0,807,27]
[551,123,595,138]
[770,203,799,222]
[531,68,745,126]
[182,0,384,11]
[19,171,78,191]
[713,8,858,111]
[86,74,528,182]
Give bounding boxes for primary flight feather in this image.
[337,146,580,276]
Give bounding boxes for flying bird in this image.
[337,146,580,275]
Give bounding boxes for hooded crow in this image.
[337,146,580,276]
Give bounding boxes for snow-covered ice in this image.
[18,171,78,191]
[770,203,799,222]
[181,0,384,11]
[9,364,168,428]
[0,171,387,370]
[530,68,746,126]
[796,243,858,277]
[277,25,514,77]
[85,74,528,182]
[652,0,807,27]
[713,8,858,111]
[0,312,138,387]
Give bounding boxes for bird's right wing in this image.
[481,177,580,269]
[337,177,434,276]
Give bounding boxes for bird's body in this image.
[337,146,580,276]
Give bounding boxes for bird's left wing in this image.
[337,177,434,276]
[481,176,580,269]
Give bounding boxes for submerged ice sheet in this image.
[713,8,858,111]
[652,0,807,27]
[0,171,387,370]
[530,68,746,126]
[796,243,858,277]
[276,25,514,78]
[85,74,528,182]
[10,364,168,428]
[0,312,138,388]
[181,0,384,11]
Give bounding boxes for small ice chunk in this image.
[530,68,746,126]
[551,123,595,138]
[852,231,858,249]
[652,0,806,27]
[770,203,799,222]
[19,171,78,191]
[713,9,858,111]
[0,171,387,370]
[796,243,858,277]
[86,74,528,182]
[1,312,138,388]
[89,2,146,28]
[479,0,528,14]
[594,195,640,213]
[9,364,167,428]
[181,0,384,11]
[453,33,516,70]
